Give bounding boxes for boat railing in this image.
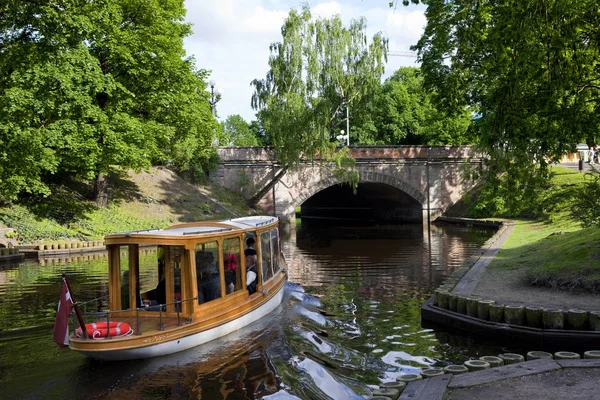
[73,296,198,338]
[77,295,110,315]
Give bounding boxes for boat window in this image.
[139,246,167,308]
[166,246,182,311]
[137,246,181,311]
[120,245,131,310]
[260,231,274,283]
[271,228,280,274]
[195,241,221,304]
[223,237,242,295]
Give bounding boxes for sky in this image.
[183,0,427,122]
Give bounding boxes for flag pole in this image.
[63,273,88,339]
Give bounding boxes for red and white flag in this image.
[53,279,73,348]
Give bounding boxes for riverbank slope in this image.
[0,167,255,246]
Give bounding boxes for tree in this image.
[250,3,388,200]
[0,0,217,205]
[410,0,600,212]
[352,67,473,145]
[219,115,259,146]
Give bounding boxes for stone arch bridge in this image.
[210,146,482,225]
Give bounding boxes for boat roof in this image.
[106,216,279,239]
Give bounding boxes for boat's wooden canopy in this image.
[105,216,279,241]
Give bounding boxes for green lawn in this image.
[476,166,600,293]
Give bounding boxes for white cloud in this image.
[311,2,343,18]
[183,0,426,122]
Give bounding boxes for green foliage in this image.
[219,115,259,146]
[413,0,600,212]
[0,0,218,202]
[466,166,586,221]
[0,205,80,242]
[571,171,600,227]
[352,67,473,145]
[251,3,388,188]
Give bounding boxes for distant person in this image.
[589,148,595,165]
[246,255,258,295]
[244,237,256,257]
[224,243,238,294]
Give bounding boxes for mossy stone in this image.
[380,381,406,393]
[554,351,580,360]
[444,365,468,375]
[499,353,524,364]
[479,356,504,367]
[448,294,458,311]
[589,312,600,331]
[567,309,589,330]
[396,374,422,383]
[456,296,468,314]
[583,351,600,359]
[466,297,480,317]
[504,305,525,325]
[464,360,490,371]
[525,306,543,328]
[477,300,495,320]
[489,304,505,322]
[542,309,564,329]
[372,388,399,400]
[421,368,444,378]
[527,351,553,361]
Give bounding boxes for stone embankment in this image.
[368,354,600,400]
[423,217,600,348]
[366,216,600,400]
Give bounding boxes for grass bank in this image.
[0,167,255,244]
[463,166,600,293]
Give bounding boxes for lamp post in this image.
[208,79,222,146]
[208,79,222,118]
[335,100,350,146]
[336,129,349,146]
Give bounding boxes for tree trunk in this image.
[247,167,288,208]
[94,171,108,207]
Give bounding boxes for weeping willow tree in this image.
[250,4,388,203]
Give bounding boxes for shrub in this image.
[571,171,600,227]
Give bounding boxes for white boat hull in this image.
[76,287,286,361]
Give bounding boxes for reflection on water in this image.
[0,221,494,399]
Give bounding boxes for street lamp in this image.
[336,129,349,146]
[336,100,350,146]
[208,79,222,118]
[207,79,222,146]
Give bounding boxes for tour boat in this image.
[66,216,288,361]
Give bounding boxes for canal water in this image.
[0,221,497,399]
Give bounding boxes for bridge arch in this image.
[292,171,426,211]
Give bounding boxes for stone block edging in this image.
[431,217,600,332]
[387,359,600,399]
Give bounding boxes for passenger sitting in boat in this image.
[246,255,257,295]
[153,272,167,305]
[224,244,237,294]
[143,265,167,310]
[244,237,256,257]
[197,251,221,304]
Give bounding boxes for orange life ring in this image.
[76,321,132,339]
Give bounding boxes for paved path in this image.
[408,212,600,400]
[446,360,600,400]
